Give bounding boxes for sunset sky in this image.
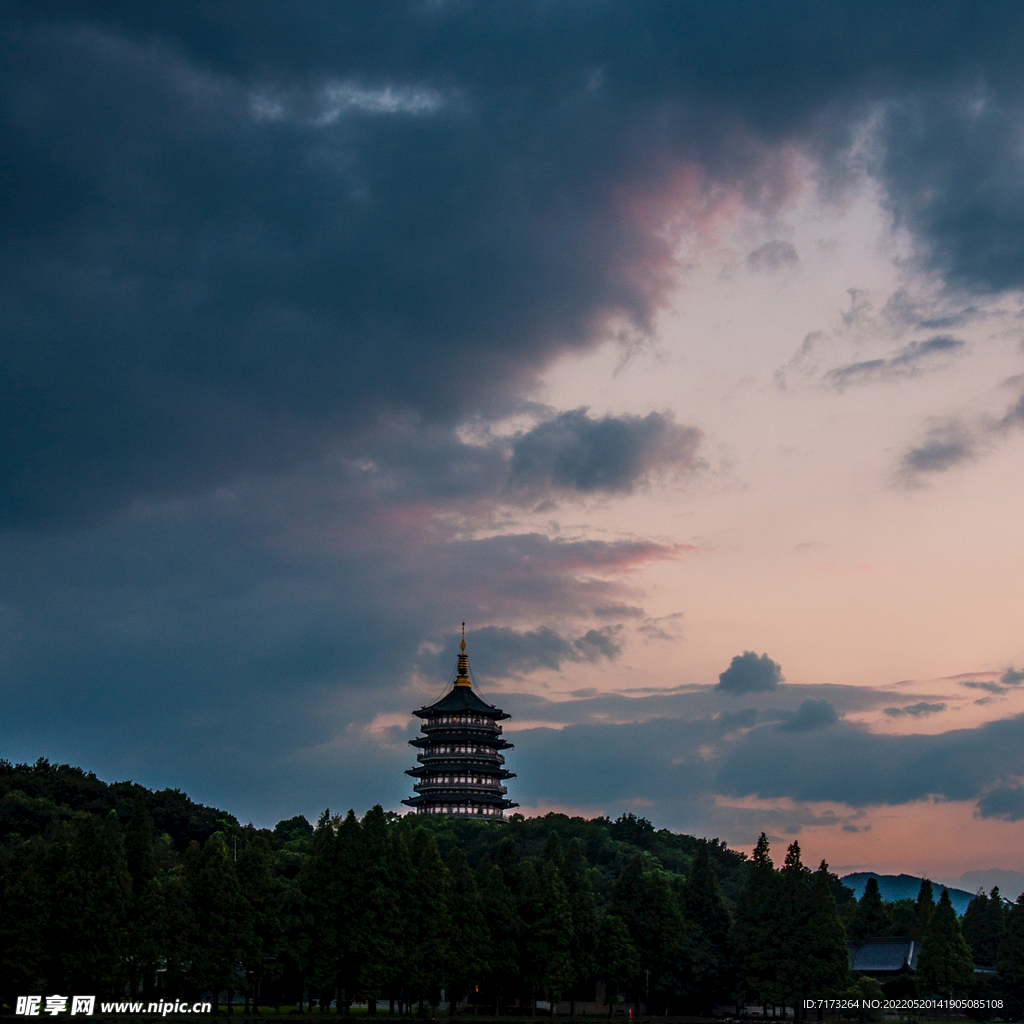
[4,1,1024,896]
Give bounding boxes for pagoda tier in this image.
[402,629,518,820]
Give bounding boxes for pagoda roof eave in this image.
[413,685,510,719]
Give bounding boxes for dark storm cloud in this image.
[417,624,622,681]
[339,408,700,507]
[5,2,1024,525]
[7,1,1024,825]
[976,784,1024,822]
[0,469,678,821]
[884,702,947,717]
[718,651,784,694]
[777,698,839,732]
[825,335,967,390]
[716,712,1024,807]
[509,409,700,494]
[504,692,1024,833]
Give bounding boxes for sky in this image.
[4,0,1024,896]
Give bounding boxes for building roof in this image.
[413,629,510,719]
[847,938,917,974]
[413,683,510,719]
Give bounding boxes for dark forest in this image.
[2,760,1022,1018]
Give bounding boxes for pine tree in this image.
[611,855,685,1014]
[56,811,132,998]
[188,830,250,1012]
[681,840,731,1012]
[443,846,491,1009]
[801,862,850,1000]
[962,887,1005,968]
[595,914,640,1016]
[775,840,812,1012]
[0,836,54,1005]
[301,810,340,1010]
[520,856,573,1012]
[997,891,1024,1017]
[732,833,777,1010]
[123,798,161,997]
[408,827,452,1011]
[236,829,283,1013]
[335,809,365,1012]
[478,863,521,1015]
[850,877,894,940]
[359,806,401,1014]
[562,838,598,1016]
[915,878,935,934]
[917,888,974,997]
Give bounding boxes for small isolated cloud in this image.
[509,408,701,495]
[777,698,839,732]
[747,240,799,273]
[963,680,1007,694]
[884,702,947,718]
[898,420,978,480]
[976,784,1024,822]
[825,335,967,390]
[1002,667,1024,686]
[718,651,784,694]
[637,612,684,642]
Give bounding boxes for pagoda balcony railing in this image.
[413,782,507,794]
[416,751,505,764]
[422,721,502,735]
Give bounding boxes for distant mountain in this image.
[942,869,1024,903]
[840,872,975,916]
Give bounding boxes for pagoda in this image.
[403,627,517,820]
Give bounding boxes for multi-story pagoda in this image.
[403,627,517,820]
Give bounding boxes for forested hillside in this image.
[2,758,1023,1018]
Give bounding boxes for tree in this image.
[917,888,974,997]
[562,838,598,1016]
[0,836,54,1005]
[55,811,132,998]
[801,862,850,1000]
[997,892,1024,1018]
[236,830,283,1013]
[478,863,521,1015]
[188,831,250,1011]
[681,840,731,1012]
[520,856,573,1012]
[611,855,685,1014]
[732,833,777,1011]
[335,809,365,1012]
[961,887,1005,968]
[300,810,340,1010]
[408,828,452,1011]
[444,847,490,1010]
[358,806,402,1014]
[595,914,640,1016]
[849,877,894,940]
[774,840,812,1012]
[915,878,935,934]
[123,798,162,997]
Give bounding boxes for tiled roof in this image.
[847,938,917,973]
[415,685,510,718]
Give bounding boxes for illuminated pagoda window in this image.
[402,625,517,821]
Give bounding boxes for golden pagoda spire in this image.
[454,622,471,686]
